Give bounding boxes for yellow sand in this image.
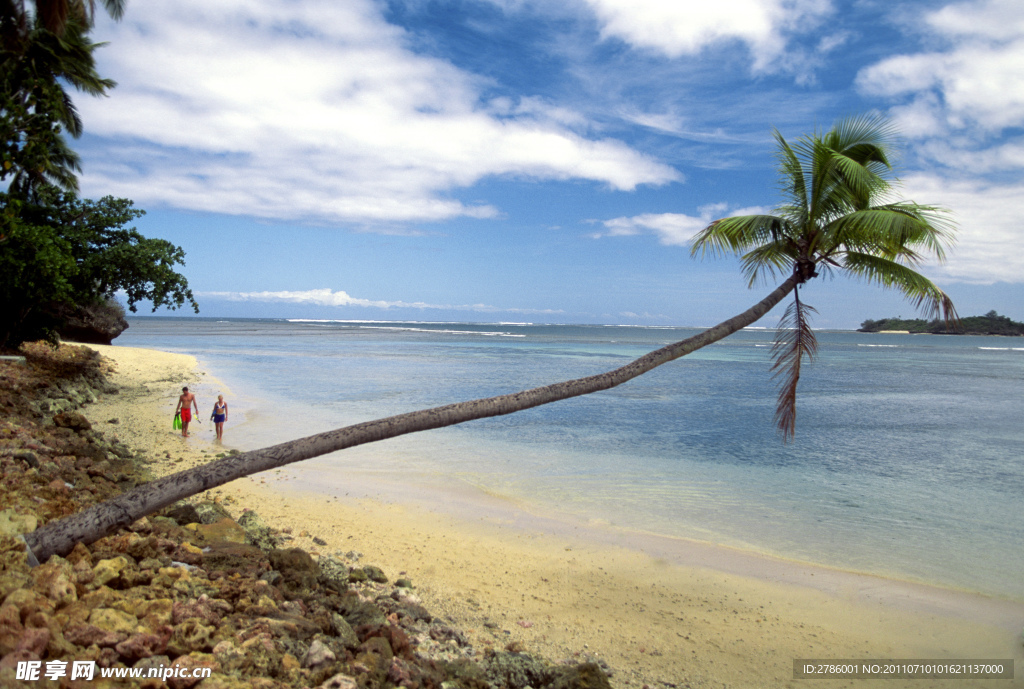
[78,343,1024,689]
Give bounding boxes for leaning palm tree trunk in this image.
[23,277,798,563]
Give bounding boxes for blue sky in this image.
[76,0,1024,328]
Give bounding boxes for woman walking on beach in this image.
[211,395,228,442]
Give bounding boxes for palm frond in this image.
[690,214,787,260]
[825,113,897,166]
[825,205,954,263]
[842,252,958,325]
[740,240,797,286]
[773,129,808,218]
[770,292,818,441]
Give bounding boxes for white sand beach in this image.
[79,343,1024,689]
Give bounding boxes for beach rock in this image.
[194,502,233,525]
[88,607,137,636]
[318,556,350,592]
[302,639,337,668]
[202,541,268,577]
[363,565,388,583]
[269,547,320,589]
[165,503,202,526]
[53,411,92,432]
[166,654,217,689]
[0,509,37,537]
[14,626,50,656]
[317,674,358,689]
[336,591,387,629]
[354,635,393,686]
[212,640,248,673]
[173,595,230,625]
[114,628,171,659]
[64,621,126,647]
[55,299,129,346]
[13,450,39,468]
[484,651,549,689]
[3,588,54,622]
[30,556,77,608]
[0,604,26,655]
[329,613,360,650]
[547,662,614,689]
[90,556,129,589]
[237,511,278,551]
[169,619,217,655]
[190,517,247,544]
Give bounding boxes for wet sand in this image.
[80,343,1024,689]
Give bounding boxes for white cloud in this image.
[580,0,832,70]
[594,203,768,245]
[852,0,1024,285]
[856,0,1024,134]
[901,174,1024,285]
[79,0,679,226]
[198,289,563,314]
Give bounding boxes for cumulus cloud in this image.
[580,0,832,71]
[857,0,1024,136]
[901,175,1024,285]
[853,0,1024,285]
[79,0,679,226]
[198,289,564,314]
[593,203,768,245]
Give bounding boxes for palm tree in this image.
[21,116,957,564]
[690,114,957,438]
[1,15,115,196]
[2,0,125,48]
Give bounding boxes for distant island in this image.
[859,310,1024,336]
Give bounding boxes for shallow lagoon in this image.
[117,317,1024,600]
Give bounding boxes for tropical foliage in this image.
[1,0,126,46]
[860,311,1022,336]
[0,191,199,349]
[1,0,199,350]
[1,12,113,196]
[691,115,957,438]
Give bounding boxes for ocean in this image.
[114,317,1024,600]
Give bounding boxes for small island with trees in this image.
[859,311,1024,336]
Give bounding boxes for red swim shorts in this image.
[180,408,191,423]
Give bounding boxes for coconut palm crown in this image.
[691,114,958,439]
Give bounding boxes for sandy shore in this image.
[79,343,1024,689]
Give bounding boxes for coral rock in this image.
[31,556,77,608]
[302,639,337,668]
[63,622,126,647]
[318,673,358,689]
[115,628,171,659]
[90,556,129,589]
[87,607,138,636]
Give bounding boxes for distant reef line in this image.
[858,311,1024,336]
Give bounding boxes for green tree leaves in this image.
[0,191,199,349]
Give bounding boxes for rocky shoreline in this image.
[0,344,612,689]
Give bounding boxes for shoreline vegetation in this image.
[858,311,1024,336]
[1,344,1022,688]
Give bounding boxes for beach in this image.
[74,342,1024,688]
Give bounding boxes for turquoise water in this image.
[116,318,1024,600]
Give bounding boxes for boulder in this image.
[56,299,129,345]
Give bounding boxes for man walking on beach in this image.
[176,387,199,438]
